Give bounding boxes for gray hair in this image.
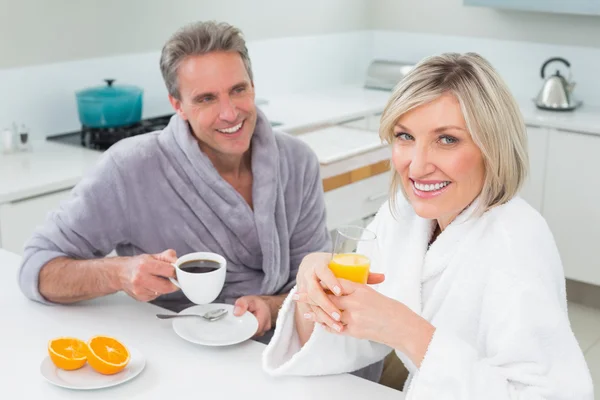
[159,20,253,100]
[380,52,529,216]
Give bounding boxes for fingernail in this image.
[332,312,341,321]
[333,324,342,332]
[303,313,312,320]
[333,286,341,295]
[292,294,300,301]
[233,306,242,315]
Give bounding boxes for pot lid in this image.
[76,79,143,99]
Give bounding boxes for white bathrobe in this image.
[262,195,594,399]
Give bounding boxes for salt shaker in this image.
[1,127,14,153]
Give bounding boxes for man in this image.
[17,20,331,342]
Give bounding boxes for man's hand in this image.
[117,249,180,302]
[233,295,273,337]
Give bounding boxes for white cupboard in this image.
[0,188,72,255]
[542,129,600,285]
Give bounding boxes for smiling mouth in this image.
[413,180,451,192]
[216,121,243,134]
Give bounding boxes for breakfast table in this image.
[0,249,404,399]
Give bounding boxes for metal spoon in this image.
[156,308,228,322]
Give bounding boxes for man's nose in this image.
[219,97,239,122]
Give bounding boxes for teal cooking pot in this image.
[75,79,143,128]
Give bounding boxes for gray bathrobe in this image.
[18,110,331,310]
[18,110,383,383]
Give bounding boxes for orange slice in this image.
[48,337,88,371]
[86,336,130,375]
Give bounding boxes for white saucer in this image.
[40,347,145,390]
[172,303,258,346]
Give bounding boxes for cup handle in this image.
[170,263,181,288]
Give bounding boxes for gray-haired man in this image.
[18,21,330,340]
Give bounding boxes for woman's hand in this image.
[294,252,385,333]
[295,278,435,368]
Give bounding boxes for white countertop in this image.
[0,140,101,203]
[0,248,403,399]
[1,84,599,204]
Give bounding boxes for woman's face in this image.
[391,93,485,230]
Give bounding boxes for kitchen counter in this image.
[1,84,600,205]
[0,248,404,399]
[0,140,102,203]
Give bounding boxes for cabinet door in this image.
[520,126,549,213]
[324,172,390,231]
[543,129,600,285]
[0,189,72,255]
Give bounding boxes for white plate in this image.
[172,303,258,346]
[40,347,145,390]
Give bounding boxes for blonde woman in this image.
[262,53,593,398]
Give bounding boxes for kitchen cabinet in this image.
[464,0,600,16]
[542,129,600,285]
[324,172,390,231]
[0,188,72,255]
[519,126,549,213]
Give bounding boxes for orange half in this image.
[86,336,130,375]
[48,337,88,371]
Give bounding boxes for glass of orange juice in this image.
[328,225,377,284]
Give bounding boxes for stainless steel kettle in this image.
[535,57,582,111]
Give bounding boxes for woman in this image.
[262,53,593,399]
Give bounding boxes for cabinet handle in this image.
[367,192,388,202]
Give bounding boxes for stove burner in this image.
[47,114,174,151]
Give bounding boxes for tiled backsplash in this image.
[2,29,599,140]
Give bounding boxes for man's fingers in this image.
[367,272,385,285]
[233,297,250,316]
[152,249,178,263]
[146,275,179,295]
[142,258,177,279]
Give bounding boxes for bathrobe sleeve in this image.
[263,215,393,376]
[407,274,594,399]
[281,150,331,293]
[18,151,130,304]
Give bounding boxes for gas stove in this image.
[46,114,174,151]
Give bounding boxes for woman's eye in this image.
[440,135,458,145]
[395,132,413,141]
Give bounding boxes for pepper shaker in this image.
[18,124,31,151]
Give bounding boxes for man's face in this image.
[169,51,257,158]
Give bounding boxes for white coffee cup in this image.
[169,252,227,305]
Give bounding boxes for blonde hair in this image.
[380,52,529,216]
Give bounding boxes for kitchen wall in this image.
[0,0,370,69]
[0,0,371,138]
[369,0,600,48]
[368,0,600,107]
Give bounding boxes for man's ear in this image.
[168,95,187,120]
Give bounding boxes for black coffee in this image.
[179,259,221,274]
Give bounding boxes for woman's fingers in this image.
[314,262,342,296]
[302,305,343,333]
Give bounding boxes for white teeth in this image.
[217,122,243,134]
[414,181,450,192]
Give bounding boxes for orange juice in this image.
[328,253,370,284]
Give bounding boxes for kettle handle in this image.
[540,57,570,79]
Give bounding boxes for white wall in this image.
[0,0,370,69]
[369,0,600,48]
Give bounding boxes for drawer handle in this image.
[367,192,388,202]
